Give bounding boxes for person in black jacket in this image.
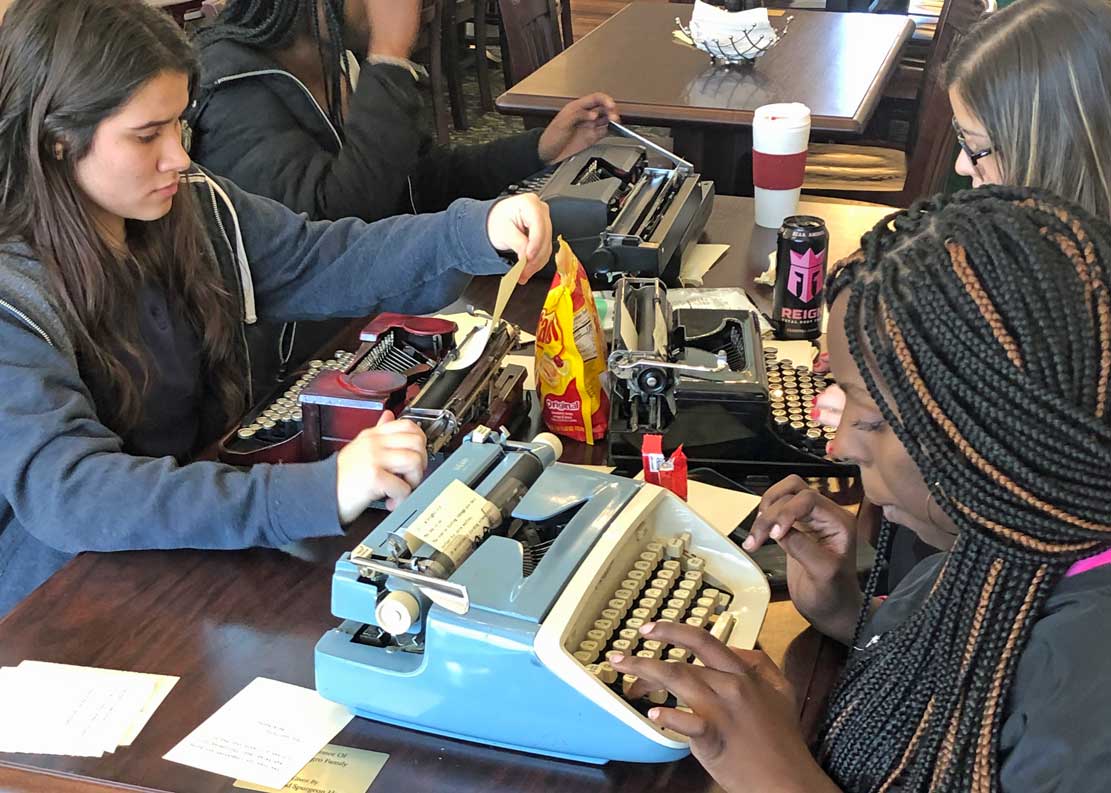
[188,0,618,395]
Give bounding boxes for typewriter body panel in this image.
[607,278,852,478]
[509,130,714,287]
[218,313,527,465]
[315,430,770,764]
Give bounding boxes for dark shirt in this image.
[81,283,205,461]
[859,553,1111,791]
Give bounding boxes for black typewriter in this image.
[505,122,714,288]
[606,277,854,480]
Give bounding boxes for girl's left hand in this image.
[486,193,553,283]
[610,621,839,793]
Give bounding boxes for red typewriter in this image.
[219,312,527,465]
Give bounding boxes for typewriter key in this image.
[772,409,788,419]
[309,360,324,369]
[773,415,790,428]
[806,429,823,441]
[292,409,303,423]
[260,418,277,430]
[789,420,806,432]
[237,427,256,440]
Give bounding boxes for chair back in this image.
[498,0,564,86]
[901,0,996,199]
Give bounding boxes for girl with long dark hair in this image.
[0,0,551,617]
[610,187,1111,792]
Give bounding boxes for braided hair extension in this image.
[818,185,1111,793]
[197,0,351,135]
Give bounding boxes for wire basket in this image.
[674,9,791,64]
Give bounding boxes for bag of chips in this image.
[535,238,609,444]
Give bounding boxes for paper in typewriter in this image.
[406,479,500,565]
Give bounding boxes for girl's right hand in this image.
[335,411,427,524]
[746,475,864,645]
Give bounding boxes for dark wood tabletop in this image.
[0,196,894,793]
[497,5,915,134]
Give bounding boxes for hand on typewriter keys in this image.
[610,623,832,793]
[537,92,620,165]
[486,193,553,283]
[335,411,428,524]
[746,475,864,646]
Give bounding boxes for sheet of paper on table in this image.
[678,243,730,287]
[164,677,354,791]
[634,473,762,537]
[0,660,178,757]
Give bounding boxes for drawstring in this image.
[278,321,297,380]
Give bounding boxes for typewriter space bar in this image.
[349,556,471,616]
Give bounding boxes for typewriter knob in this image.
[376,590,421,635]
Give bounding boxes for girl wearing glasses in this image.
[946,0,1111,218]
[813,0,1111,519]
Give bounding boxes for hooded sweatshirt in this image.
[0,166,509,618]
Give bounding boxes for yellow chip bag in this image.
[535,238,609,444]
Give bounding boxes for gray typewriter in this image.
[505,122,714,287]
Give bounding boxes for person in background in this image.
[812,0,1111,578]
[188,0,619,392]
[0,0,551,619]
[613,186,1111,793]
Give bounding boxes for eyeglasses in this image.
[951,117,993,167]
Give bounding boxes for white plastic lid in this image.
[753,102,812,129]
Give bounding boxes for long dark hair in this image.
[0,0,245,433]
[198,0,351,135]
[945,0,1111,220]
[819,186,1111,792]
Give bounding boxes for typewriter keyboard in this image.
[568,533,734,706]
[763,346,838,458]
[234,350,355,444]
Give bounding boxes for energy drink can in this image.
[772,215,828,340]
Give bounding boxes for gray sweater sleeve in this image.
[212,173,511,323]
[0,309,345,554]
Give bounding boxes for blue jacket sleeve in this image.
[0,312,345,555]
[213,174,511,323]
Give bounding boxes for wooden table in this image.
[0,196,894,793]
[497,4,914,196]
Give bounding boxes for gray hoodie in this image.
[0,166,509,618]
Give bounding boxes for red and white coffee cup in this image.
[752,102,812,228]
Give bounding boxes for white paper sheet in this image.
[636,473,762,536]
[0,661,178,757]
[678,243,730,287]
[163,678,354,791]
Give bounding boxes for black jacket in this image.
[187,39,546,395]
[188,38,546,221]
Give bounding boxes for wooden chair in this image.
[413,0,451,145]
[802,0,997,206]
[443,0,496,130]
[498,0,565,87]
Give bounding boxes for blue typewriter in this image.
[315,427,770,764]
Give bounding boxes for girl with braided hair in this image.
[609,185,1111,792]
[189,0,619,394]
